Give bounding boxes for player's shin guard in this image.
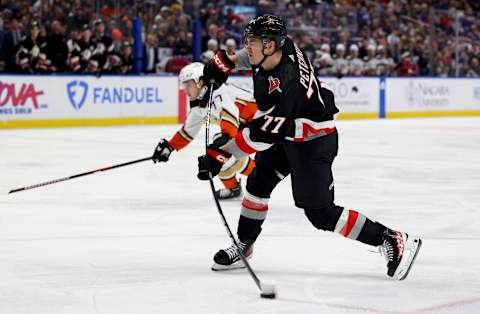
[212,191,268,271]
[304,207,387,246]
[332,208,386,246]
[238,191,269,241]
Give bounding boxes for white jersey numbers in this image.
[261,115,286,134]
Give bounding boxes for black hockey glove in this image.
[203,50,235,89]
[197,133,232,180]
[152,139,173,163]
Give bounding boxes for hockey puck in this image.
[260,284,276,299]
[260,291,276,299]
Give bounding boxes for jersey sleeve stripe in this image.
[221,108,239,124]
[235,128,258,155]
[169,132,191,151]
[285,118,336,142]
[220,120,239,138]
[179,126,194,141]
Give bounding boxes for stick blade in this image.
[260,283,277,299]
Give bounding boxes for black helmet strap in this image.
[258,37,278,69]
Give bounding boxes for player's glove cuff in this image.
[203,50,234,88]
[212,50,235,74]
[197,145,231,180]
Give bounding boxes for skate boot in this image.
[380,229,422,280]
[211,240,254,271]
[215,184,242,200]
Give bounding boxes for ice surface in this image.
[1,117,479,314]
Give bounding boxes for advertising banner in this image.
[319,78,379,117]
[0,75,179,127]
[2,75,480,128]
[227,76,379,119]
[386,78,480,117]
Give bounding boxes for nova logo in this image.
[0,81,46,115]
[67,80,88,110]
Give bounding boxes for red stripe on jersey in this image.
[207,149,229,163]
[294,125,336,142]
[340,210,359,237]
[242,198,268,212]
[235,129,257,155]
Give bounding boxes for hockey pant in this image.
[237,131,386,247]
[219,156,255,189]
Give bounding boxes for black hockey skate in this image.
[215,184,242,200]
[211,240,254,271]
[380,229,422,280]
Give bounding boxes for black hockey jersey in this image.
[68,38,96,73]
[16,35,47,73]
[227,37,339,157]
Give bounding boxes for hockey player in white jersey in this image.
[152,62,257,199]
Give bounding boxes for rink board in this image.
[0,75,180,128]
[1,75,480,128]
[386,78,480,118]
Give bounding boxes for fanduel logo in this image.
[67,80,89,110]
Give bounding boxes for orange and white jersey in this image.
[169,83,256,151]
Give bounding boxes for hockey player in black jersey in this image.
[198,14,422,280]
[16,22,48,73]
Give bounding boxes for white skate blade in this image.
[393,236,422,280]
[211,255,252,271]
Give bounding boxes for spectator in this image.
[398,52,419,77]
[225,38,236,57]
[316,53,333,77]
[119,41,134,74]
[347,44,364,76]
[89,19,114,73]
[69,24,95,73]
[142,32,160,73]
[174,30,192,56]
[375,45,395,76]
[363,44,377,76]
[201,50,214,64]
[3,18,23,72]
[206,38,218,54]
[331,43,349,77]
[465,57,479,77]
[1,0,479,76]
[46,20,68,73]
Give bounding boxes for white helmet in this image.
[179,62,204,85]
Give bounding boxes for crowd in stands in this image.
[0,0,479,77]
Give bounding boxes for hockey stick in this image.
[8,157,152,194]
[204,82,276,299]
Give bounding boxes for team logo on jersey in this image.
[268,76,282,94]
